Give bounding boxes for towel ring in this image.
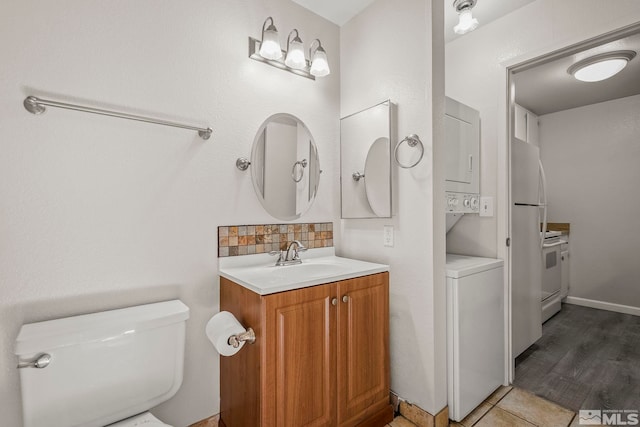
[394,134,424,169]
[291,158,308,183]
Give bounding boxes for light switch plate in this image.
[480,196,494,217]
[383,225,394,247]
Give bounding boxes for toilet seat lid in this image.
[107,412,171,427]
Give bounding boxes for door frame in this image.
[498,21,640,384]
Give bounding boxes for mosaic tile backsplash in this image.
[218,222,333,257]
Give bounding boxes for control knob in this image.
[470,197,479,210]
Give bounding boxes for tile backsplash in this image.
[218,222,333,257]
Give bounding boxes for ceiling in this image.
[291,0,377,26]
[291,1,640,116]
[292,0,536,42]
[513,30,640,115]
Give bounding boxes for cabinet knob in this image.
[342,295,349,303]
[331,298,337,306]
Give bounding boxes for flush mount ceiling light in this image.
[309,39,330,77]
[248,17,331,80]
[285,30,306,69]
[258,17,282,60]
[567,50,636,82]
[453,0,479,35]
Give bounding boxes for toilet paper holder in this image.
[228,327,256,348]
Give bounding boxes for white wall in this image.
[540,95,640,308]
[445,0,640,258]
[0,1,339,426]
[340,0,447,415]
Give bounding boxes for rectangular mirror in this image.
[340,100,394,219]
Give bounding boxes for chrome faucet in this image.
[269,240,308,266]
[285,240,307,262]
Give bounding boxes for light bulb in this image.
[454,9,479,35]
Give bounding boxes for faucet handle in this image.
[269,250,288,265]
[269,250,285,260]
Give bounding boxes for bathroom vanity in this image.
[218,251,393,427]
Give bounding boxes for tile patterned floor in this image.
[207,386,577,427]
[391,386,577,427]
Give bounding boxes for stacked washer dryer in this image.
[445,97,506,422]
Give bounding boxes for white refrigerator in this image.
[511,138,547,358]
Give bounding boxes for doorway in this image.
[506,22,640,411]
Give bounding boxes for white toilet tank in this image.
[14,300,189,427]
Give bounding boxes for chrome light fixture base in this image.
[453,0,476,11]
[248,37,315,80]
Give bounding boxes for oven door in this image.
[541,239,562,302]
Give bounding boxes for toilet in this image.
[14,300,189,427]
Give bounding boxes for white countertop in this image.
[219,247,389,295]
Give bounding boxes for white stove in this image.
[542,230,563,322]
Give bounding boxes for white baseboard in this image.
[564,296,640,317]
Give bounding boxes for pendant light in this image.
[284,29,306,69]
[258,17,282,60]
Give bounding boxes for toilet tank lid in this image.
[15,300,189,356]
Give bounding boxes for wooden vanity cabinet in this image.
[220,272,393,427]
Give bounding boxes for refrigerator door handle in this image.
[539,159,548,248]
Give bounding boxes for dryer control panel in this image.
[446,192,480,213]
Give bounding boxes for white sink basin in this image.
[268,261,348,279]
[219,248,388,295]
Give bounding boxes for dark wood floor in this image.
[514,303,640,412]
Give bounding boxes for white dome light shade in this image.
[574,59,627,82]
[454,9,479,35]
[310,46,330,77]
[259,18,282,60]
[568,51,636,82]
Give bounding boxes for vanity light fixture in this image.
[258,17,282,60]
[309,39,331,77]
[567,50,636,82]
[248,17,331,80]
[453,0,479,35]
[285,30,306,69]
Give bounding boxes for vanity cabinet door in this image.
[337,273,391,427]
[264,284,337,427]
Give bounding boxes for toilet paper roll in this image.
[206,311,247,357]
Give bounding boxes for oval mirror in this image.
[364,136,391,217]
[250,113,321,220]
